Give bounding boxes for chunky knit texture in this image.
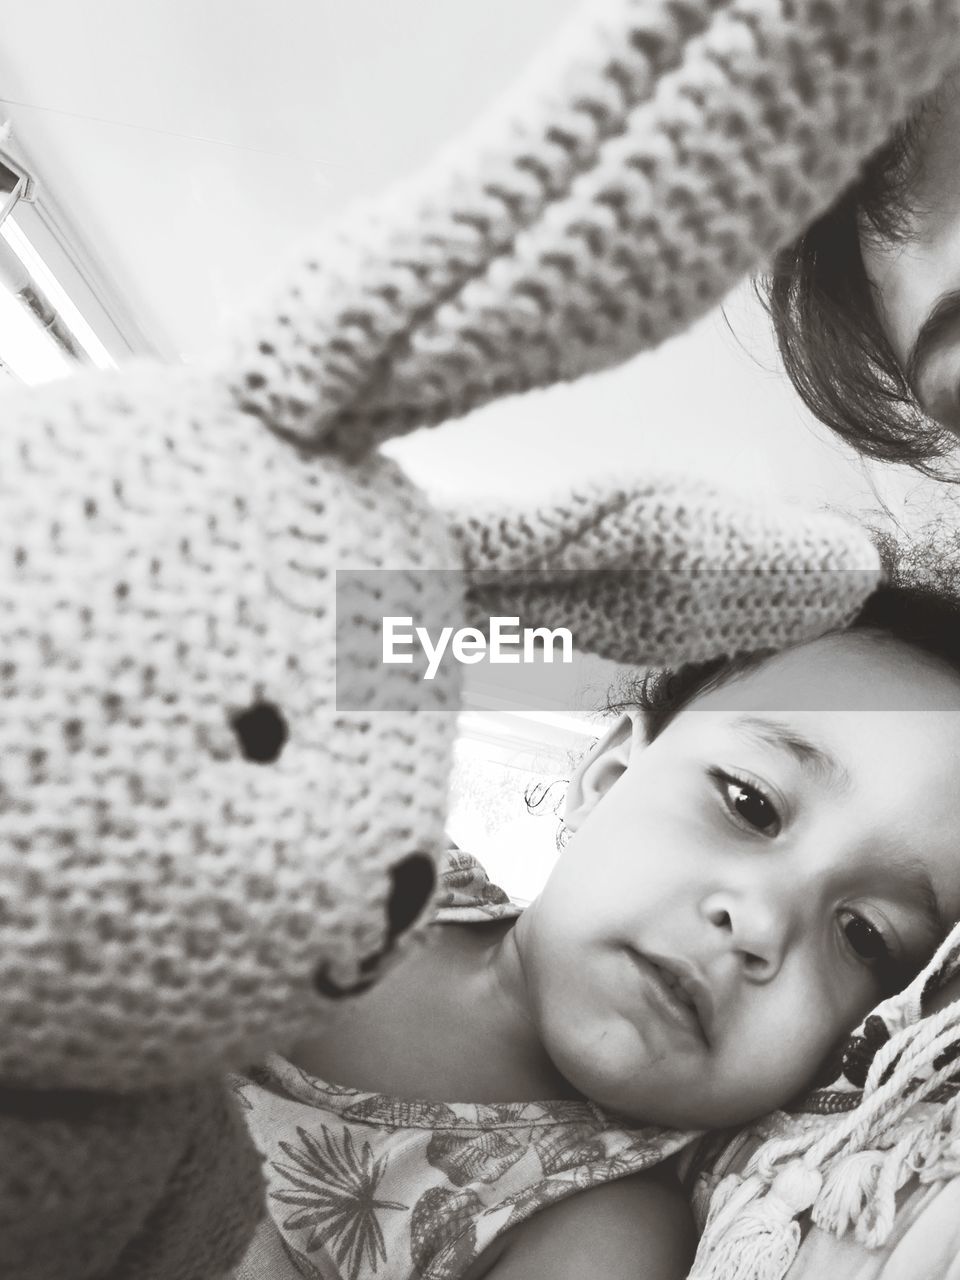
[0,1078,263,1280]
[2,1,958,1277]
[450,479,878,667]
[232,0,960,455]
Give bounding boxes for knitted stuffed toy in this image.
[3,2,959,1277]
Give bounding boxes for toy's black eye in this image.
[230,701,288,763]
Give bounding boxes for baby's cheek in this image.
[827,969,891,1048]
[737,984,841,1098]
[783,940,881,1049]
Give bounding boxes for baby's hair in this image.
[606,580,960,741]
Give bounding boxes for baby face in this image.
[516,632,960,1128]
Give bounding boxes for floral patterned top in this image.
[230,852,694,1280]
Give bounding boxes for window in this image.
[449,709,595,901]
[0,130,154,385]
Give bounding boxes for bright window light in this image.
[0,278,74,384]
[2,218,115,371]
[0,132,160,386]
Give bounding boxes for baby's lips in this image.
[648,951,717,1045]
[312,852,436,998]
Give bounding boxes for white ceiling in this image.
[0,0,940,520]
[1,0,581,357]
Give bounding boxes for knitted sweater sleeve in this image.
[230,0,960,453]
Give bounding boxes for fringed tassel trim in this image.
[690,992,960,1280]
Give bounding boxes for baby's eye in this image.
[711,770,781,836]
[838,909,892,966]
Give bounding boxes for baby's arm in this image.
[466,1171,695,1280]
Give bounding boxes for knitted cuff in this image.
[449,476,882,665]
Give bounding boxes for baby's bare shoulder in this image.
[464,1172,696,1280]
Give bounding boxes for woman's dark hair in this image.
[758,91,957,473]
[607,580,960,742]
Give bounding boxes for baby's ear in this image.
[446,475,882,669]
[564,711,646,832]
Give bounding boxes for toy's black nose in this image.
[385,853,435,941]
[313,853,435,999]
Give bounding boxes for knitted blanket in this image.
[2,2,958,1277]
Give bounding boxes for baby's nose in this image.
[703,889,788,980]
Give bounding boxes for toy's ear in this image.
[227,1,959,458]
[446,476,882,667]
